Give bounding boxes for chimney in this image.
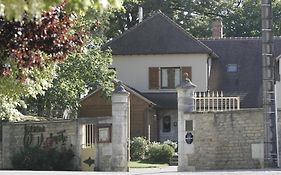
[212,18,223,38]
[138,6,143,23]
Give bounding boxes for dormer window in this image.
[227,64,238,73]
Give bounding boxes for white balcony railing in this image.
[193,91,240,112]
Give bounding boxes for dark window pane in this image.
[161,67,180,89]
[163,116,171,132]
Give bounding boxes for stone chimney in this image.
[212,18,223,38]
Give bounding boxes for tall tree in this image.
[0,1,121,120]
[25,9,116,118]
[0,0,122,20]
[106,0,281,38]
[0,3,83,120]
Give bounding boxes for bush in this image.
[147,142,175,163]
[130,137,149,160]
[163,140,177,151]
[11,146,75,170]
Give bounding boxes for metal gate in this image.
[81,124,95,171]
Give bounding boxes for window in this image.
[161,67,180,89]
[163,116,171,132]
[185,120,193,131]
[148,66,192,90]
[227,64,238,73]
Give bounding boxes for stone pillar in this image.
[176,76,196,172]
[111,82,130,171]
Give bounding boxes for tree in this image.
[0,0,122,20]
[25,9,115,118]
[0,3,84,120]
[106,0,281,38]
[106,0,240,38]
[0,1,120,120]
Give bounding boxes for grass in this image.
[128,160,169,168]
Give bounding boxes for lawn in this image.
[128,160,169,168]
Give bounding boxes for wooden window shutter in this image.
[181,67,192,81]
[149,67,159,89]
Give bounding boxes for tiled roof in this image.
[142,92,178,109]
[104,12,217,57]
[202,37,281,108]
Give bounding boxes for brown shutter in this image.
[149,67,159,89]
[181,66,192,81]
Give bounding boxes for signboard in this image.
[185,132,193,144]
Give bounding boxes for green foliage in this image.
[1,4,117,120]
[0,98,23,121]
[0,0,122,20]
[130,137,149,160]
[11,146,75,170]
[0,60,56,121]
[0,3,81,120]
[106,0,281,38]
[25,10,116,117]
[163,140,177,151]
[129,160,168,168]
[147,142,175,163]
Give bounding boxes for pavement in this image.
[1,166,281,175]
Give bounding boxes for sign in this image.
[185,132,193,144]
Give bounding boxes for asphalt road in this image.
[1,167,281,175]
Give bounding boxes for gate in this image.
[81,124,95,171]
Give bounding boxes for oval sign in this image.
[185,132,193,144]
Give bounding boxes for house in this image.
[79,83,158,141]
[79,12,281,142]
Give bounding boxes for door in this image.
[81,124,95,171]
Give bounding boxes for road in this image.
[1,167,281,175]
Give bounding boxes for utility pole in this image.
[261,0,279,167]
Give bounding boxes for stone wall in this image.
[1,120,79,169]
[79,117,113,171]
[0,84,130,172]
[189,109,264,170]
[178,108,281,170]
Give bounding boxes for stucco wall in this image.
[112,54,209,92]
[276,83,281,109]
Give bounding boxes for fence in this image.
[193,91,240,112]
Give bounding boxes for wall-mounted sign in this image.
[97,125,112,143]
[185,132,193,144]
[23,124,67,148]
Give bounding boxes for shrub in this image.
[130,137,149,160]
[147,142,175,163]
[11,146,75,170]
[163,140,177,151]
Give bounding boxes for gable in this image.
[79,90,112,118]
[79,83,156,118]
[104,12,217,57]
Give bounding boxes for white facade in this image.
[275,61,281,109]
[112,54,210,92]
[276,82,281,109]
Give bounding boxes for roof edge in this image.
[80,82,156,106]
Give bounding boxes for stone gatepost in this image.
[111,82,130,171]
[176,75,196,172]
